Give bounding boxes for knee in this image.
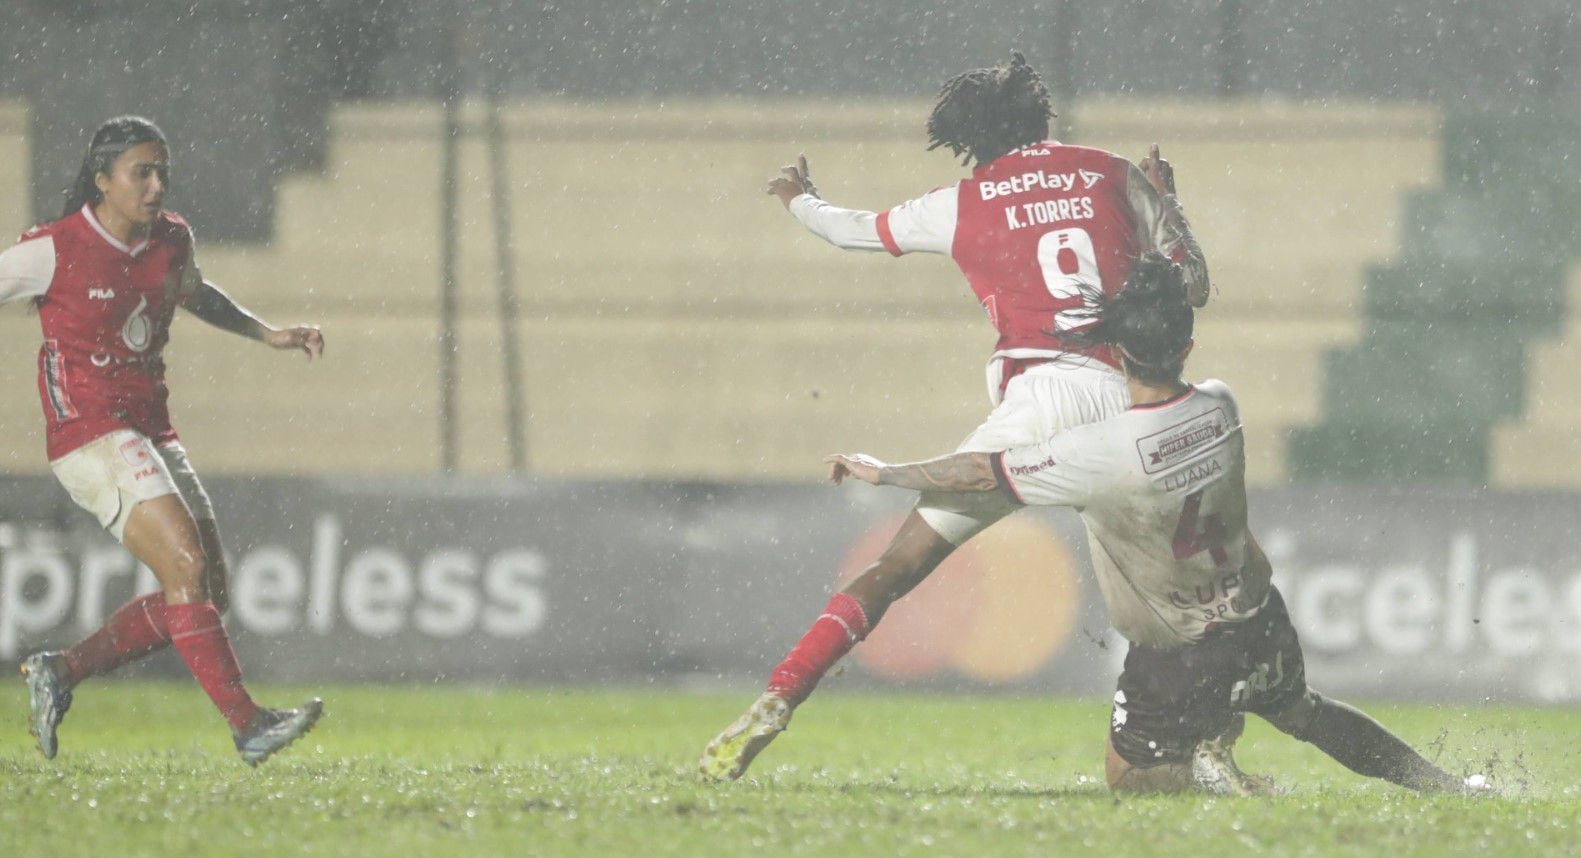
[1264,688,1323,740]
[1107,739,1193,794]
[162,547,209,600]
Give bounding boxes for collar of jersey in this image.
[1129,384,1196,411]
[80,204,151,257]
[972,140,1064,177]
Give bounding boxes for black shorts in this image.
[1110,586,1307,767]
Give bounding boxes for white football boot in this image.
[1191,735,1282,796]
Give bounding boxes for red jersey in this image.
[879,144,1150,367]
[790,141,1207,376]
[0,205,200,459]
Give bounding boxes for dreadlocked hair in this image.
[926,50,1054,167]
[1063,252,1194,385]
[61,116,168,219]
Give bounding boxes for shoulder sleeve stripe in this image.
[990,451,1025,505]
[875,210,903,257]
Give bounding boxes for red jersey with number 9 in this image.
[874,142,1161,370]
[953,145,1145,365]
[22,205,197,460]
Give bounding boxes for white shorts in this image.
[50,429,216,543]
[917,359,1130,544]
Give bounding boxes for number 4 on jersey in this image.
[1173,489,1229,565]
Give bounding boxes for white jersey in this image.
[991,380,1268,648]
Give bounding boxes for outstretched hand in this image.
[264,325,324,361]
[824,453,886,486]
[1139,143,1177,196]
[767,154,818,208]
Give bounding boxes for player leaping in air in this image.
[814,253,1478,795]
[701,52,1208,780]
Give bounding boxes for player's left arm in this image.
[177,241,323,360]
[1130,145,1210,308]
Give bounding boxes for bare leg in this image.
[1263,689,1462,793]
[122,495,209,605]
[700,510,966,780]
[839,509,960,620]
[122,495,260,730]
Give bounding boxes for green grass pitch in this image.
[1,683,1577,856]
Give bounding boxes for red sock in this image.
[767,593,870,707]
[166,602,259,731]
[62,592,171,687]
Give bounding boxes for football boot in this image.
[698,692,792,781]
[1191,735,1282,796]
[20,652,73,760]
[233,698,324,766]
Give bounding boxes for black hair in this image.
[61,116,168,219]
[926,51,1055,167]
[1064,252,1194,385]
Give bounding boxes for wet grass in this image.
[0,683,1576,856]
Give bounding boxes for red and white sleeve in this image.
[789,183,958,257]
[875,184,958,257]
[1123,161,1210,301]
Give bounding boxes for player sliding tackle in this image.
[714,254,1479,795]
[702,51,1211,782]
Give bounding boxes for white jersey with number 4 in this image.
[990,380,1269,648]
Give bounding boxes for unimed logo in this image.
[0,515,549,659]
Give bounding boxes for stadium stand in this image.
[1291,110,1580,483]
[0,100,1438,484]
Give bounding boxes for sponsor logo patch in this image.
[119,438,151,468]
[1136,409,1231,474]
[1008,455,1057,476]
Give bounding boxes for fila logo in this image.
[88,287,116,300]
[1078,169,1104,189]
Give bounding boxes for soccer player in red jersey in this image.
[0,116,323,764]
[817,255,1481,795]
[701,53,1210,779]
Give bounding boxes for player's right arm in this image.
[0,235,55,306]
[825,451,1000,492]
[825,428,1100,507]
[768,155,956,256]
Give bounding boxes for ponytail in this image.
[61,116,168,219]
[1063,252,1194,383]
